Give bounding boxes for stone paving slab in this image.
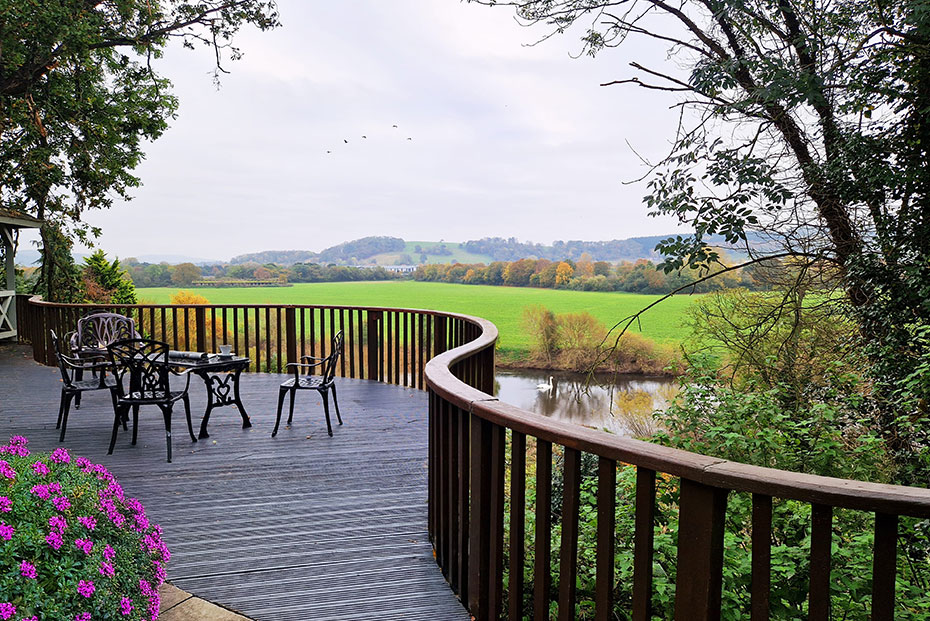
[158,583,252,620]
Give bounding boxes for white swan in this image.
[536,376,554,391]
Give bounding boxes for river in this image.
[494,369,678,437]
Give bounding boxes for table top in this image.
[167,353,250,371]
[75,348,250,371]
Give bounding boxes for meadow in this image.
[137,281,701,355]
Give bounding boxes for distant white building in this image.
[382,265,417,274]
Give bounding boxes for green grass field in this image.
[136,281,700,354]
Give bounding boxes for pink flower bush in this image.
[0,436,167,620]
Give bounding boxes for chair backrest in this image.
[50,330,75,386]
[73,313,138,351]
[321,331,344,385]
[108,338,170,399]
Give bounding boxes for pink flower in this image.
[1,435,29,456]
[75,538,94,555]
[78,516,97,530]
[52,496,71,511]
[0,497,10,512]
[46,531,63,550]
[120,597,133,615]
[31,461,50,476]
[22,617,37,621]
[103,544,116,561]
[0,461,15,480]
[77,579,95,598]
[0,602,14,620]
[19,561,36,579]
[99,561,115,577]
[75,614,90,621]
[0,523,12,540]
[51,447,71,464]
[30,484,50,499]
[49,515,67,532]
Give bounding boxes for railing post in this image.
[285,306,297,367]
[434,315,447,357]
[195,306,207,353]
[674,479,728,621]
[367,310,382,381]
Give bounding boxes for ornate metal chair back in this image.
[108,338,170,401]
[321,331,344,386]
[50,329,76,387]
[73,312,138,352]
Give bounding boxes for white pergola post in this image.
[0,225,17,340]
[0,210,42,341]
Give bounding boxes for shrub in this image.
[0,436,168,621]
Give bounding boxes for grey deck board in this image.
[0,343,468,621]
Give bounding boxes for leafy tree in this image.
[3,1,279,300]
[82,250,136,304]
[555,261,574,286]
[171,262,201,286]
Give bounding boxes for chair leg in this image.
[322,391,334,437]
[59,393,75,443]
[74,368,82,409]
[272,387,287,437]
[331,385,343,425]
[287,387,296,425]
[131,406,139,446]
[108,406,123,455]
[56,391,67,430]
[161,404,173,463]
[183,394,196,443]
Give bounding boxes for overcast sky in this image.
[20,0,688,263]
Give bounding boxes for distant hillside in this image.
[226,234,763,268]
[230,236,405,265]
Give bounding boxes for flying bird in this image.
[362,135,367,139]
[344,139,348,144]
[407,137,412,141]
[392,124,398,128]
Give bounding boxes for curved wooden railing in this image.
[423,312,930,620]
[16,295,930,619]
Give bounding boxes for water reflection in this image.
[494,369,677,437]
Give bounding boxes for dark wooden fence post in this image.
[434,315,447,357]
[367,310,382,381]
[195,306,207,353]
[285,306,297,367]
[674,479,728,621]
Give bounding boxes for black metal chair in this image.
[107,338,197,463]
[51,330,117,443]
[69,312,139,409]
[273,331,344,437]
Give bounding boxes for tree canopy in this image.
[2,0,279,300]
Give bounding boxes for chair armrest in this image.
[168,367,193,392]
[60,354,111,372]
[299,355,326,363]
[289,360,325,369]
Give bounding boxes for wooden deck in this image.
[0,343,470,621]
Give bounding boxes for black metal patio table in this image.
[167,352,252,439]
